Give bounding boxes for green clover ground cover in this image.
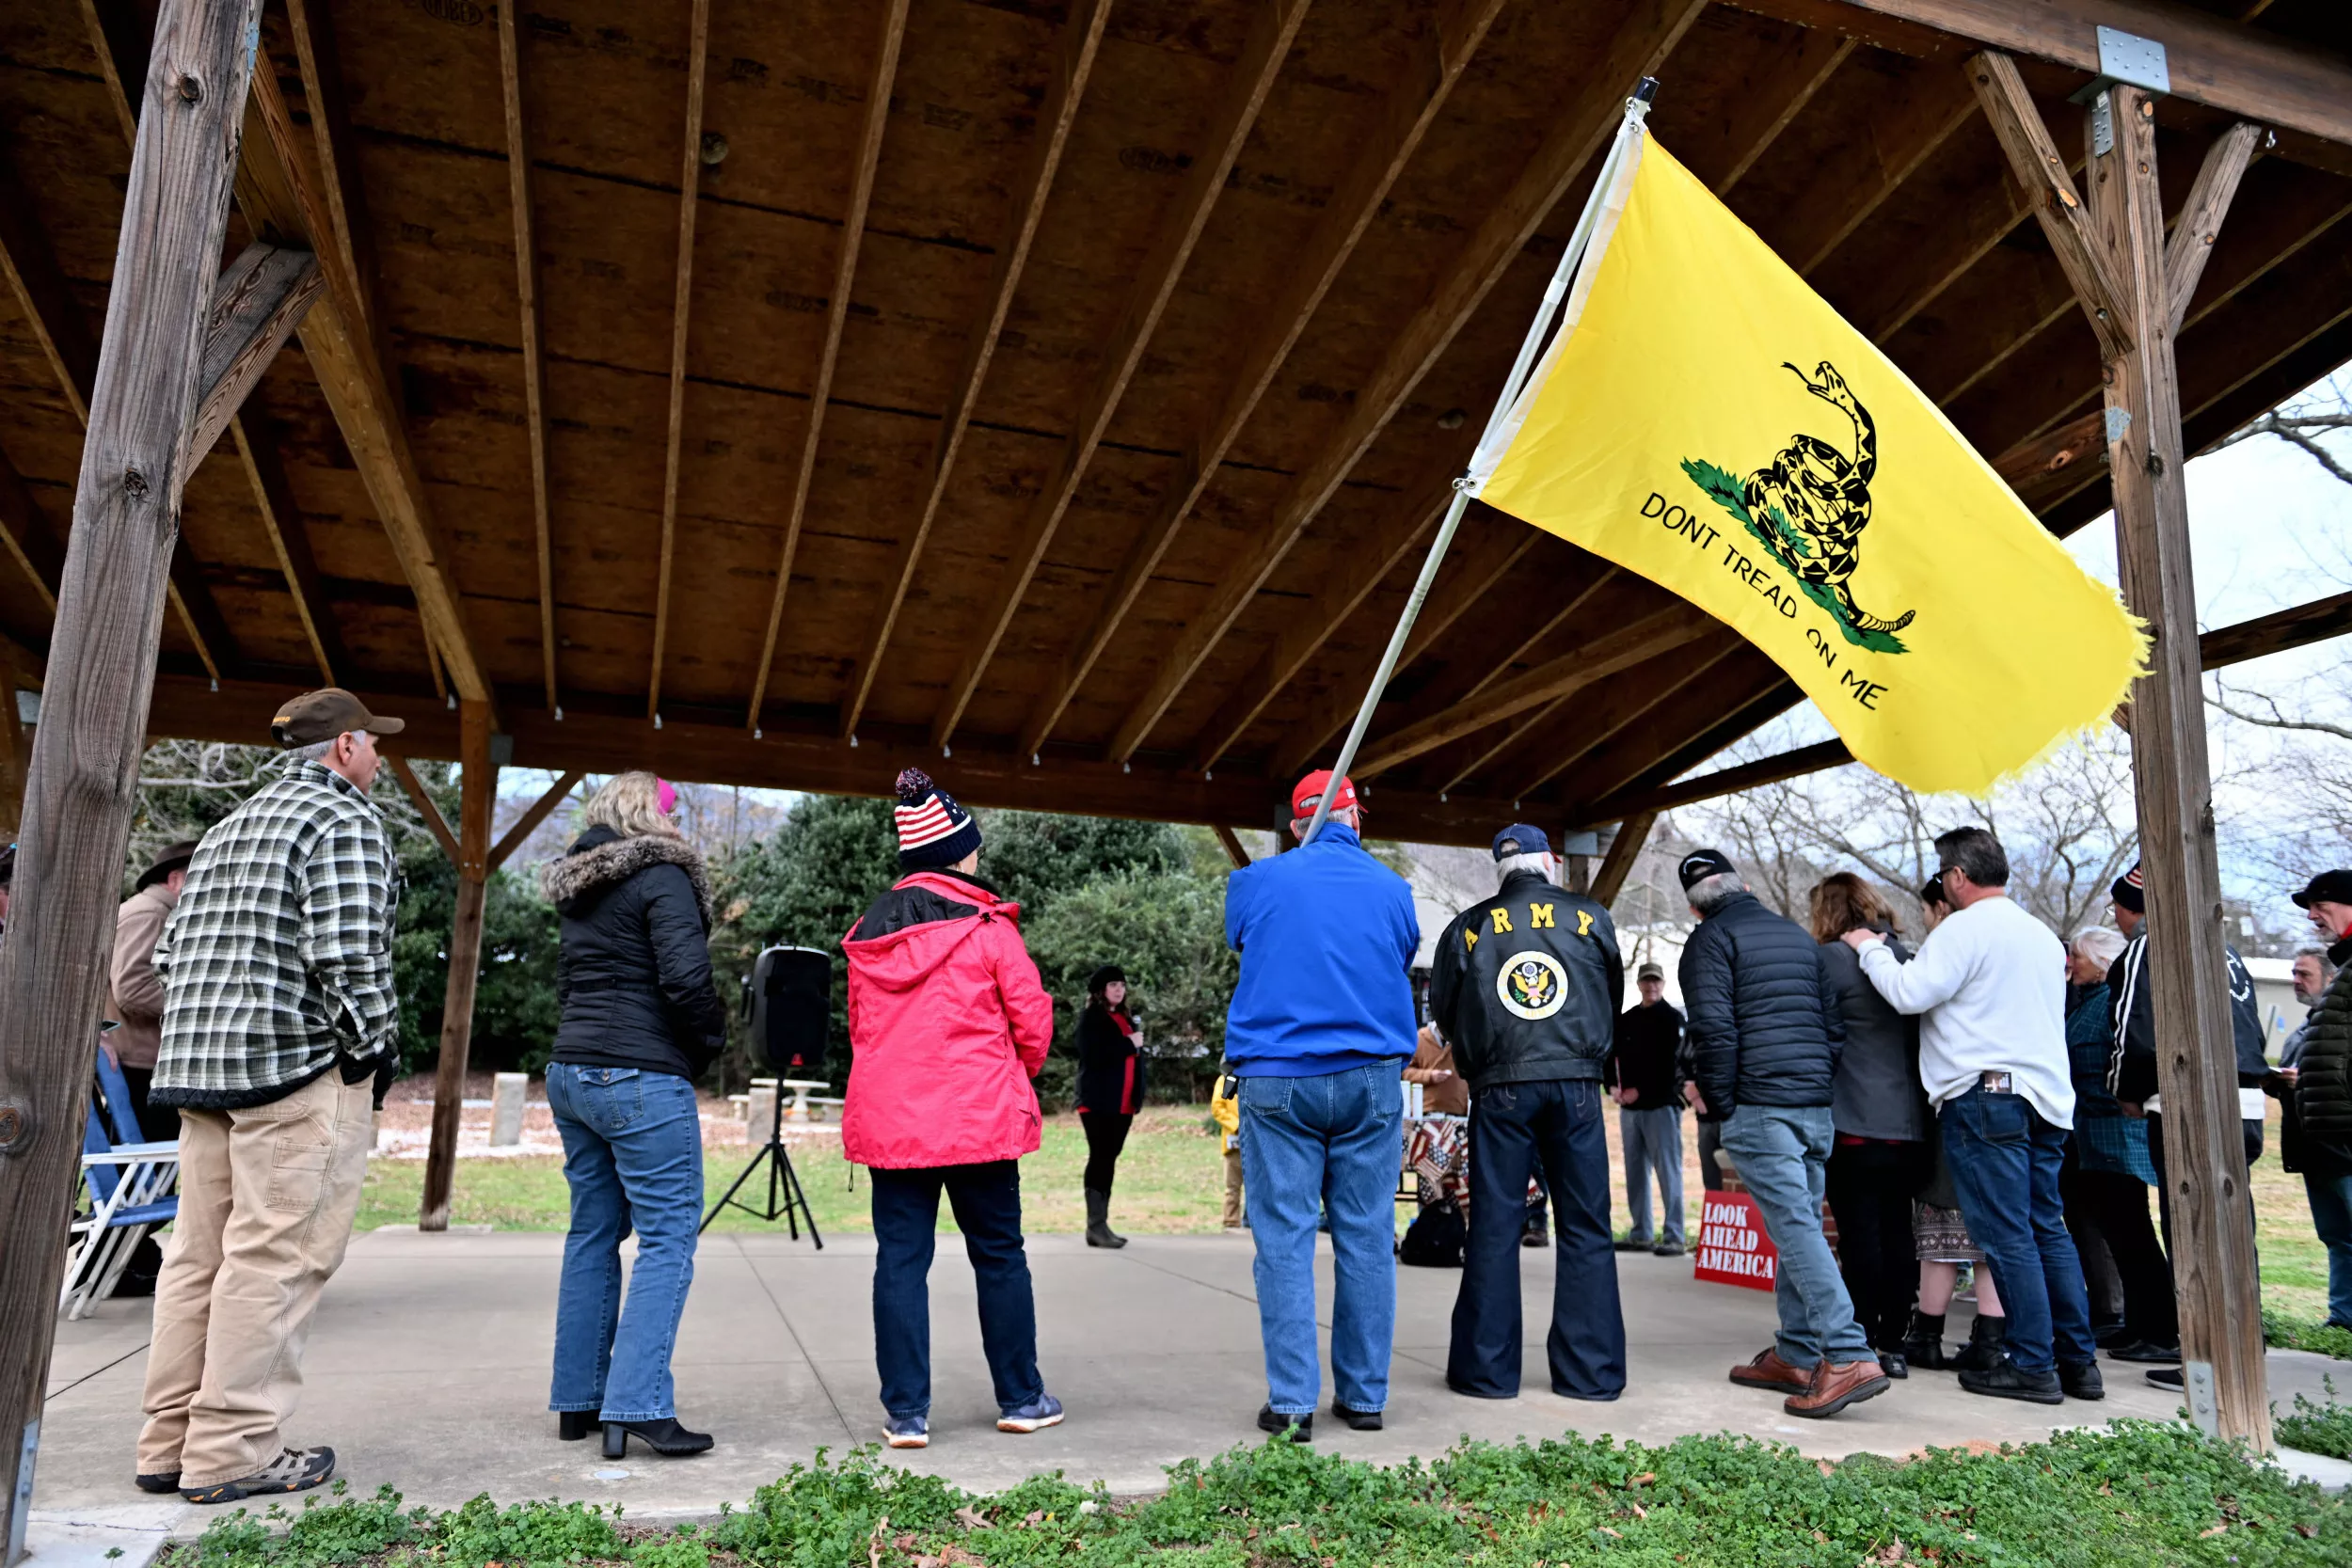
[171,1421,2345,1568]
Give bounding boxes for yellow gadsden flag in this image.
[1468,128,2143,796]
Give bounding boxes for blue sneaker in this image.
[882,1415,928,1449]
[996,1394,1064,1433]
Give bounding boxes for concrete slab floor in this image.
[31,1229,2340,1534]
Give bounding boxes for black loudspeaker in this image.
[751,944,832,1077]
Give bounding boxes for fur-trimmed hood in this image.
[541,824,713,922]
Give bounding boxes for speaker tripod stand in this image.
[700,1087,822,1245]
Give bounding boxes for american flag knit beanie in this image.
[894,768,981,871]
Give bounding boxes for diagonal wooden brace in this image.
[189,243,323,468]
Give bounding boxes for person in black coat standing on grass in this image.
[1075,964,1144,1248]
[540,772,727,1462]
[1605,961,1687,1256]
[1678,849,1886,1420]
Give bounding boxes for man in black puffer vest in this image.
[1428,825,1624,1402]
[2290,872,2352,1330]
[1678,850,1885,1420]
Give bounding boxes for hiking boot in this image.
[1956,1354,2064,1405]
[1330,1400,1382,1432]
[2059,1360,2105,1401]
[601,1418,713,1459]
[1085,1189,1127,1249]
[1950,1313,2007,1373]
[883,1415,929,1449]
[1652,1239,1686,1258]
[1521,1225,1548,1248]
[1728,1348,1813,1392]
[2147,1366,2185,1390]
[181,1447,334,1504]
[134,1472,179,1495]
[1785,1358,1890,1418]
[1257,1406,1312,1443]
[1612,1234,1652,1253]
[1901,1310,1952,1371]
[998,1394,1065,1433]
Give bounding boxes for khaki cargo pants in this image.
[138,1069,373,1487]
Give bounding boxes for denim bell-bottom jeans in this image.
[546,1063,706,1422]
[1238,1059,1402,1418]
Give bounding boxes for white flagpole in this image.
[1300,79,1658,846]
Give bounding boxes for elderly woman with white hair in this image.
[2060,924,2177,1364]
[540,772,728,1460]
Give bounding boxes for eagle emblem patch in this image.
[1496,951,1568,1021]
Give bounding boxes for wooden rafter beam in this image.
[498,0,559,715]
[387,754,461,864]
[189,242,323,467]
[229,418,345,683]
[930,0,1316,752]
[0,448,64,616]
[1274,518,1541,776]
[1511,641,1742,798]
[1590,811,1657,906]
[646,0,713,721]
[0,133,240,681]
[1821,0,2352,149]
[1017,0,1509,760]
[1588,737,1858,822]
[488,768,585,872]
[1683,22,1857,197]
[1755,58,1980,277]
[1968,51,2136,358]
[746,0,911,735]
[259,2,492,705]
[1358,605,1712,780]
[2201,591,2352,672]
[1105,0,1710,766]
[1563,657,1802,817]
[835,0,1113,742]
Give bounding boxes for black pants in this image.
[1822,1139,1925,1354]
[119,1063,181,1144]
[1697,1117,1724,1192]
[1079,1111,1131,1196]
[1448,1079,1624,1401]
[2061,1148,2177,1347]
[870,1161,1041,1418]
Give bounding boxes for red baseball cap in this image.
[1291,769,1359,820]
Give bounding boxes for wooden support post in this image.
[1591,813,1657,908]
[418,700,494,1233]
[1212,824,1251,871]
[2086,82,2270,1449]
[0,2,262,1558]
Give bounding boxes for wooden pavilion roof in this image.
[2,0,2349,846]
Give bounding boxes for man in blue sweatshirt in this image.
[1224,770,1420,1442]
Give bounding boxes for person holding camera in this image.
[844,769,1062,1450]
[541,772,727,1460]
[1076,963,1144,1248]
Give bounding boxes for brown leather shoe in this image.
[1727,1348,1812,1392]
[1785,1357,1891,1418]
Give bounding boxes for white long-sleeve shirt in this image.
[1853,894,2074,1129]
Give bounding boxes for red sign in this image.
[1692,1192,1778,1291]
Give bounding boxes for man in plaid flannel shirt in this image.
[136,689,406,1506]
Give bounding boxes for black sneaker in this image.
[1956,1356,2064,1405]
[1257,1405,1312,1442]
[1652,1240,1686,1258]
[134,1472,180,1495]
[1329,1400,1382,1432]
[182,1447,335,1504]
[2147,1366,2185,1390]
[1611,1236,1651,1253]
[2059,1360,2105,1401]
[2105,1338,2182,1364]
[1879,1351,1908,1380]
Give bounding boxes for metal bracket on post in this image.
[2185,1360,2219,1436]
[2072,26,2169,107]
[2104,406,2133,445]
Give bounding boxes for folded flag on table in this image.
[1464,123,2143,797]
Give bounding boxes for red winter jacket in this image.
[842,869,1054,1168]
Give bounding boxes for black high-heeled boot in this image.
[1901,1310,1951,1370]
[558,1411,596,1442]
[601,1418,714,1459]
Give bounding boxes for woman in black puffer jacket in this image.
[539,772,726,1462]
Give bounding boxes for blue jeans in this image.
[1621,1104,1685,1244]
[1717,1104,1871,1368]
[546,1064,706,1421]
[1940,1085,2096,1375]
[2305,1167,2352,1329]
[1451,1079,1624,1399]
[870,1161,1041,1419]
[1238,1059,1401,1416]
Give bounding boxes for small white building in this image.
[2243,955,2309,1059]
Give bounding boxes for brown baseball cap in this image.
[270,688,405,748]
